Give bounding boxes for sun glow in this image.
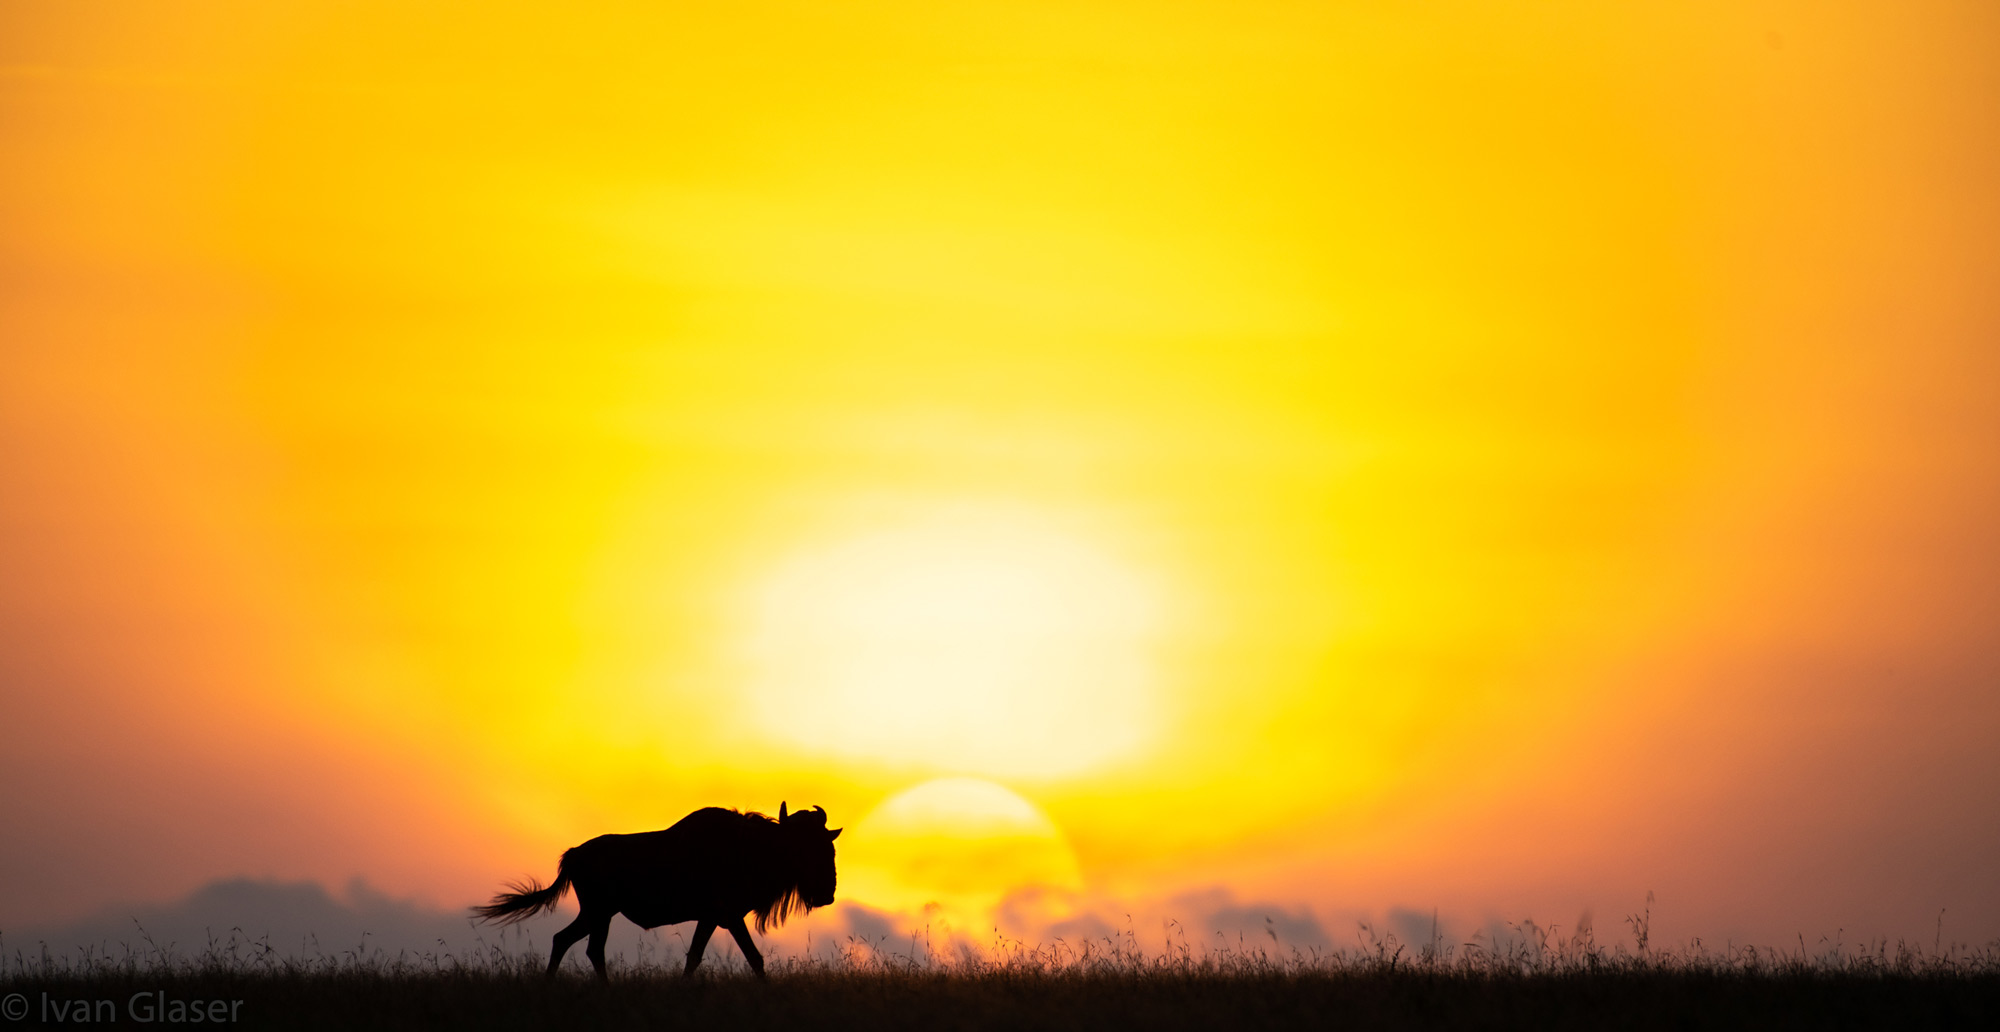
[8,0,1997,950]
[839,778,1084,920]
[738,508,1164,779]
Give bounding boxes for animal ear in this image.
[828,828,842,841]
[779,801,789,822]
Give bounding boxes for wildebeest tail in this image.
[472,850,575,925]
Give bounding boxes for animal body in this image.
[474,802,840,979]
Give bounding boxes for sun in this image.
[737,506,1164,778]
[838,778,1084,920]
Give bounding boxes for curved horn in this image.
[779,801,789,822]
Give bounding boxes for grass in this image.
[5,916,1998,1030]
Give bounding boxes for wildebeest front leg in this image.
[683,920,717,976]
[583,909,614,981]
[725,917,765,978]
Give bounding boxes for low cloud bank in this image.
[811,888,1630,969]
[805,887,1351,965]
[10,878,790,972]
[7,878,542,967]
[8,877,1619,971]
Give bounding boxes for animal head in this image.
[778,801,841,908]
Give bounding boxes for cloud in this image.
[6,878,539,966]
[1382,906,1452,953]
[834,884,1343,959]
[6,876,1605,973]
[839,903,896,944]
[7,877,820,972]
[1165,888,1335,952]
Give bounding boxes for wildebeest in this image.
[473,802,840,979]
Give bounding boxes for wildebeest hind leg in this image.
[725,917,765,978]
[546,914,589,977]
[683,920,716,977]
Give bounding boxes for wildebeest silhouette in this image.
[473,802,840,979]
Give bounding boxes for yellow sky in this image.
[3,1,1998,948]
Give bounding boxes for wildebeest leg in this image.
[724,917,766,979]
[683,920,716,977]
[583,909,614,982]
[547,913,590,977]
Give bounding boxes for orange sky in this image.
[3,1,1998,951]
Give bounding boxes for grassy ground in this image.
[6,930,1998,1029]
[6,966,1999,1030]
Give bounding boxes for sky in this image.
[3,1,1998,959]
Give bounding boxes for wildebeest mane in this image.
[755,885,805,934]
[727,807,816,934]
